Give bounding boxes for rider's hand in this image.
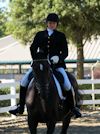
[50,56,59,64]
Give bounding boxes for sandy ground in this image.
[0,110,100,134]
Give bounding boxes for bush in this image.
[0,86,20,107]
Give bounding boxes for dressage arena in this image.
[0,110,100,134]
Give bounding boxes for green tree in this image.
[9,0,100,78]
[59,0,100,79]
[7,0,46,44]
[0,9,7,37]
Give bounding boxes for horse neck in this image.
[36,70,57,99]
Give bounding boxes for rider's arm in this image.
[30,32,40,59]
[59,33,68,61]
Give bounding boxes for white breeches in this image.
[20,67,72,100]
[20,68,33,87]
[56,67,72,91]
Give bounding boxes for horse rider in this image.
[9,13,81,118]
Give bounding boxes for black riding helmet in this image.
[46,13,59,23]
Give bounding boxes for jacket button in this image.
[48,41,50,43]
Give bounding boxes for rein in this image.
[33,59,47,62]
[33,58,51,65]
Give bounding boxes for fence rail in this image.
[0,79,100,113]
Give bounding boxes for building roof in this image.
[0,35,31,62]
[0,35,100,63]
[67,37,100,60]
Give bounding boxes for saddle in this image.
[53,70,67,97]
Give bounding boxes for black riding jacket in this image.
[30,29,68,68]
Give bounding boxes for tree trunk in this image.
[77,42,84,79]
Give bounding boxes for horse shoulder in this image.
[26,78,35,106]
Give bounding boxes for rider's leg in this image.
[53,74,65,100]
[9,68,33,115]
[56,67,81,118]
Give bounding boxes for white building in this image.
[0,35,31,62]
[0,35,100,78]
[0,35,100,63]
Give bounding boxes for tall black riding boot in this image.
[9,86,27,116]
[67,88,82,118]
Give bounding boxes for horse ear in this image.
[37,47,44,53]
[35,47,47,60]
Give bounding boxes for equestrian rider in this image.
[9,13,81,118]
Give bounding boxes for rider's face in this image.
[47,21,57,30]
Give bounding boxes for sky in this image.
[0,0,10,9]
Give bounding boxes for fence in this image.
[0,79,100,114]
[0,79,19,113]
[78,79,100,110]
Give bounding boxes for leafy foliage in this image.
[8,0,100,44]
[0,9,8,37]
[7,0,100,78]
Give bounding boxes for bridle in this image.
[32,59,52,95]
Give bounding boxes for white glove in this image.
[50,56,59,64]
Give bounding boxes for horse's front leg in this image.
[28,114,38,134]
[46,121,56,134]
[60,117,71,134]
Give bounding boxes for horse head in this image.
[32,55,52,99]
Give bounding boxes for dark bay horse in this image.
[26,58,81,134]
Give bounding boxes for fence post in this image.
[10,80,16,118]
[91,67,95,110]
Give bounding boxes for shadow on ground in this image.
[0,110,100,134]
[0,124,100,134]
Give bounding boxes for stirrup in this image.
[71,107,82,118]
[9,105,24,116]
